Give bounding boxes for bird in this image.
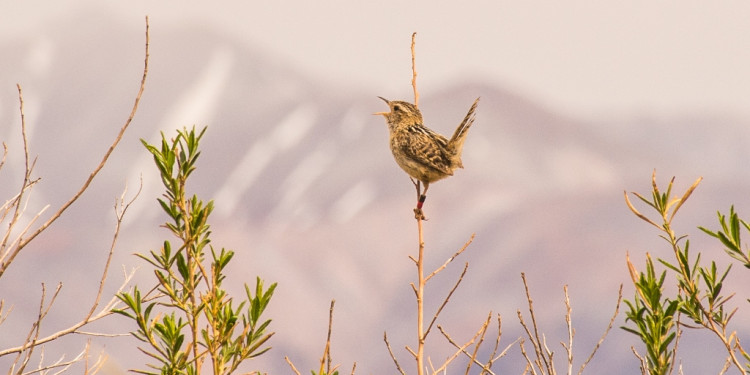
[375,96,479,214]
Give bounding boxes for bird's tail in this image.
[448,97,480,165]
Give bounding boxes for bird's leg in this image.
[412,181,428,221]
[410,178,421,197]
[418,183,429,209]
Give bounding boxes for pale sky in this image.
[4,1,750,119]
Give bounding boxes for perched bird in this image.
[375,97,480,210]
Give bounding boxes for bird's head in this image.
[374,97,423,129]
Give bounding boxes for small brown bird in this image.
[375,97,480,210]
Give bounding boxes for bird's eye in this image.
[393,104,401,112]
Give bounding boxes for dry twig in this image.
[411,32,419,107]
[0,16,150,278]
[0,17,150,373]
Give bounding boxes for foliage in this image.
[624,171,749,374]
[116,127,276,375]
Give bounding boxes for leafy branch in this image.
[116,127,276,375]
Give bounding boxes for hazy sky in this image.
[4,1,750,119]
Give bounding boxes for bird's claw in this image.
[414,207,427,221]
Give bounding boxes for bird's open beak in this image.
[373,96,390,116]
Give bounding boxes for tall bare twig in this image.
[0,17,150,372]
[0,16,150,278]
[411,32,419,108]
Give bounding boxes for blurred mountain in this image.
[2,13,750,374]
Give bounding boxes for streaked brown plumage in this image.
[375,97,480,197]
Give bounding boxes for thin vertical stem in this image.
[416,215,425,375]
[411,32,419,107]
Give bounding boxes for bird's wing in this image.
[399,125,454,175]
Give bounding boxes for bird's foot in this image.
[414,207,427,221]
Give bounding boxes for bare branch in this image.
[578,284,622,374]
[85,178,142,322]
[284,356,302,375]
[384,332,407,375]
[7,16,150,274]
[0,84,36,277]
[424,262,468,339]
[563,285,573,375]
[434,324,480,374]
[410,32,419,107]
[518,338,538,375]
[0,267,136,357]
[425,234,474,282]
[518,273,551,372]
